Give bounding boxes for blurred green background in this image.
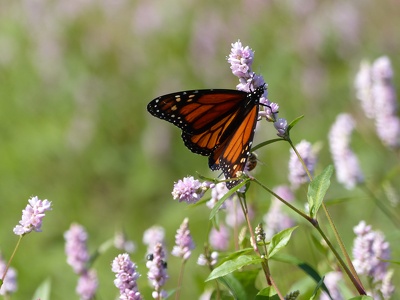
[0,0,399,299]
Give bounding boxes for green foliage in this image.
[267,227,297,259]
[207,255,263,281]
[307,165,334,218]
[32,279,51,300]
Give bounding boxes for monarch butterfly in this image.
[147,85,266,189]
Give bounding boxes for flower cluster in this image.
[13,196,52,235]
[263,185,296,239]
[114,230,136,253]
[146,243,168,299]
[76,269,98,300]
[171,218,195,260]
[228,40,283,132]
[355,56,400,149]
[209,223,230,251]
[111,253,142,300]
[352,221,394,299]
[320,271,343,300]
[64,223,98,300]
[197,251,218,267]
[171,176,212,204]
[288,140,317,189]
[143,225,166,254]
[328,113,364,189]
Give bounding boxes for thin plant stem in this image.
[1,235,22,283]
[287,139,365,294]
[175,260,186,300]
[361,184,400,228]
[253,178,314,224]
[237,193,284,299]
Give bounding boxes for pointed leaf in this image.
[255,287,280,299]
[310,276,327,300]
[267,226,298,259]
[287,115,304,134]
[251,138,285,152]
[307,165,333,218]
[217,274,247,300]
[206,255,263,281]
[32,278,51,300]
[348,297,374,300]
[271,253,330,295]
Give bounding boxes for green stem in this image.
[238,194,284,299]
[175,260,186,300]
[287,139,365,295]
[253,178,315,224]
[361,184,400,228]
[1,235,23,284]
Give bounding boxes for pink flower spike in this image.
[64,223,90,274]
[171,218,195,260]
[13,196,52,235]
[112,253,142,300]
[146,243,169,299]
[76,269,98,300]
[172,176,210,204]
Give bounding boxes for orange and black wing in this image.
[208,103,259,188]
[147,86,265,188]
[147,89,249,156]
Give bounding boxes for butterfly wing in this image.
[208,103,259,188]
[147,89,248,156]
[147,86,264,189]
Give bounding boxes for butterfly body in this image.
[147,85,265,188]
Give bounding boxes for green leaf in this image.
[272,253,330,295]
[209,179,249,220]
[206,255,263,281]
[307,165,333,218]
[287,115,304,134]
[218,248,254,264]
[380,258,400,265]
[310,276,326,300]
[32,278,51,300]
[267,226,298,259]
[255,287,280,299]
[251,138,285,152]
[218,274,247,300]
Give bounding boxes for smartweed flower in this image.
[114,230,136,253]
[13,196,52,235]
[320,271,343,300]
[0,254,17,296]
[209,223,230,251]
[146,243,168,299]
[64,223,98,299]
[172,176,211,204]
[288,140,317,189]
[228,40,280,125]
[197,251,218,267]
[112,253,142,300]
[274,118,288,138]
[352,221,394,299]
[328,113,364,189]
[263,185,295,239]
[143,225,166,255]
[355,56,400,149]
[171,218,195,261]
[76,269,98,300]
[64,223,90,274]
